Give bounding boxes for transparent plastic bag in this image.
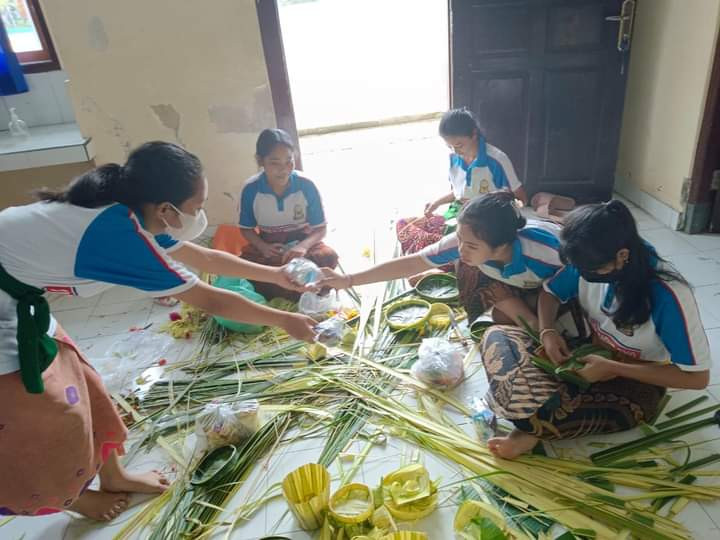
[92,330,175,394]
[410,337,465,390]
[314,316,345,347]
[283,257,321,286]
[470,396,497,443]
[299,289,340,318]
[195,399,260,452]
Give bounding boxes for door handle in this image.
[605,0,636,52]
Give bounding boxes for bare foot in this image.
[487,429,540,459]
[68,490,129,521]
[101,469,170,495]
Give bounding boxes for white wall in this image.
[616,0,720,217]
[39,0,276,225]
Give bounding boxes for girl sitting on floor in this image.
[322,192,567,329]
[482,200,711,459]
[239,128,338,300]
[396,107,527,256]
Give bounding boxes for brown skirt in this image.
[0,326,128,516]
[480,325,665,440]
[241,228,339,301]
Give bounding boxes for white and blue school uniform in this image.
[448,138,522,201]
[545,263,711,371]
[0,201,197,375]
[419,219,562,288]
[239,171,326,234]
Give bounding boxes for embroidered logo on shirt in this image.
[293,204,305,221]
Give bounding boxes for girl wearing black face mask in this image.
[480,200,711,460]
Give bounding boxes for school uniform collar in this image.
[484,238,526,277]
[259,171,299,212]
[453,137,489,172]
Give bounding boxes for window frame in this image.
[2,0,60,73]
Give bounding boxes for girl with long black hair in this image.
[481,200,710,458]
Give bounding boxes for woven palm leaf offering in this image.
[384,298,432,331]
[414,272,459,303]
[519,317,611,390]
[282,463,331,530]
[380,463,438,521]
[454,499,527,540]
[382,532,428,540]
[327,483,374,537]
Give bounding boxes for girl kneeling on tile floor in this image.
[0,142,317,520]
[320,191,582,336]
[482,200,711,459]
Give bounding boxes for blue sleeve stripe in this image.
[653,281,697,366]
[524,256,561,278]
[427,247,459,265]
[128,211,186,284]
[544,265,579,303]
[518,228,561,250]
[486,156,510,189]
[239,180,259,228]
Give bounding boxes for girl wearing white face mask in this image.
[0,142,317,522]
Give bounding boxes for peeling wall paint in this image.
[150,104,183,146]
[87,16,108,51]
[39,0,276,224]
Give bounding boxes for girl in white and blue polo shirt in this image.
[322,192,569,330]
[397,108,526,256]
[482,201,711,459]
[239,129,338,300]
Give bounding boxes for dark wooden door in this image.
[451,0,632,202]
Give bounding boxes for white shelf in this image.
[0,123,94,172]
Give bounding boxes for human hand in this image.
[316,267,353,290]
[576,354,618,383]
[424,201,439,217]
[274,265,312,292]
[540,330,571,365]
[281,313,318,342]
[282,244,308,264]
[261,242,285,259]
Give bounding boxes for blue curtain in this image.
[0,17,28,95]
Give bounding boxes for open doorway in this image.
[277,0,449,133]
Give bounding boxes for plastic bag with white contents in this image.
[314,316,345,347]
[299,289,340,319]
[195,400,260,453]
[470,396,497,443]
[410,337,465,390]
[283,257,321,286]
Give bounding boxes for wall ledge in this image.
[0,123,94,172]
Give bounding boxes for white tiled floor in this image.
[4,123,720,539]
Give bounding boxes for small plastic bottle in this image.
[8,108,30,138]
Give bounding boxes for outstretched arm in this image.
[319,253,432,289]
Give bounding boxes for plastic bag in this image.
[283,257,321,286]
[315,316,345,346]
[299,289,340,318]
[92,330,175,394]
[470,397,497,443]
[410,337,465,390]
[195,399,260,452]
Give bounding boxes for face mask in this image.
[163,204,208,241]
[580,268,625,283]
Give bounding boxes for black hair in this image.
[255,128,295,161]
[560,200,687,327]
[438,107,485,139]
[34,141,203,209]
[457,191,526,248]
